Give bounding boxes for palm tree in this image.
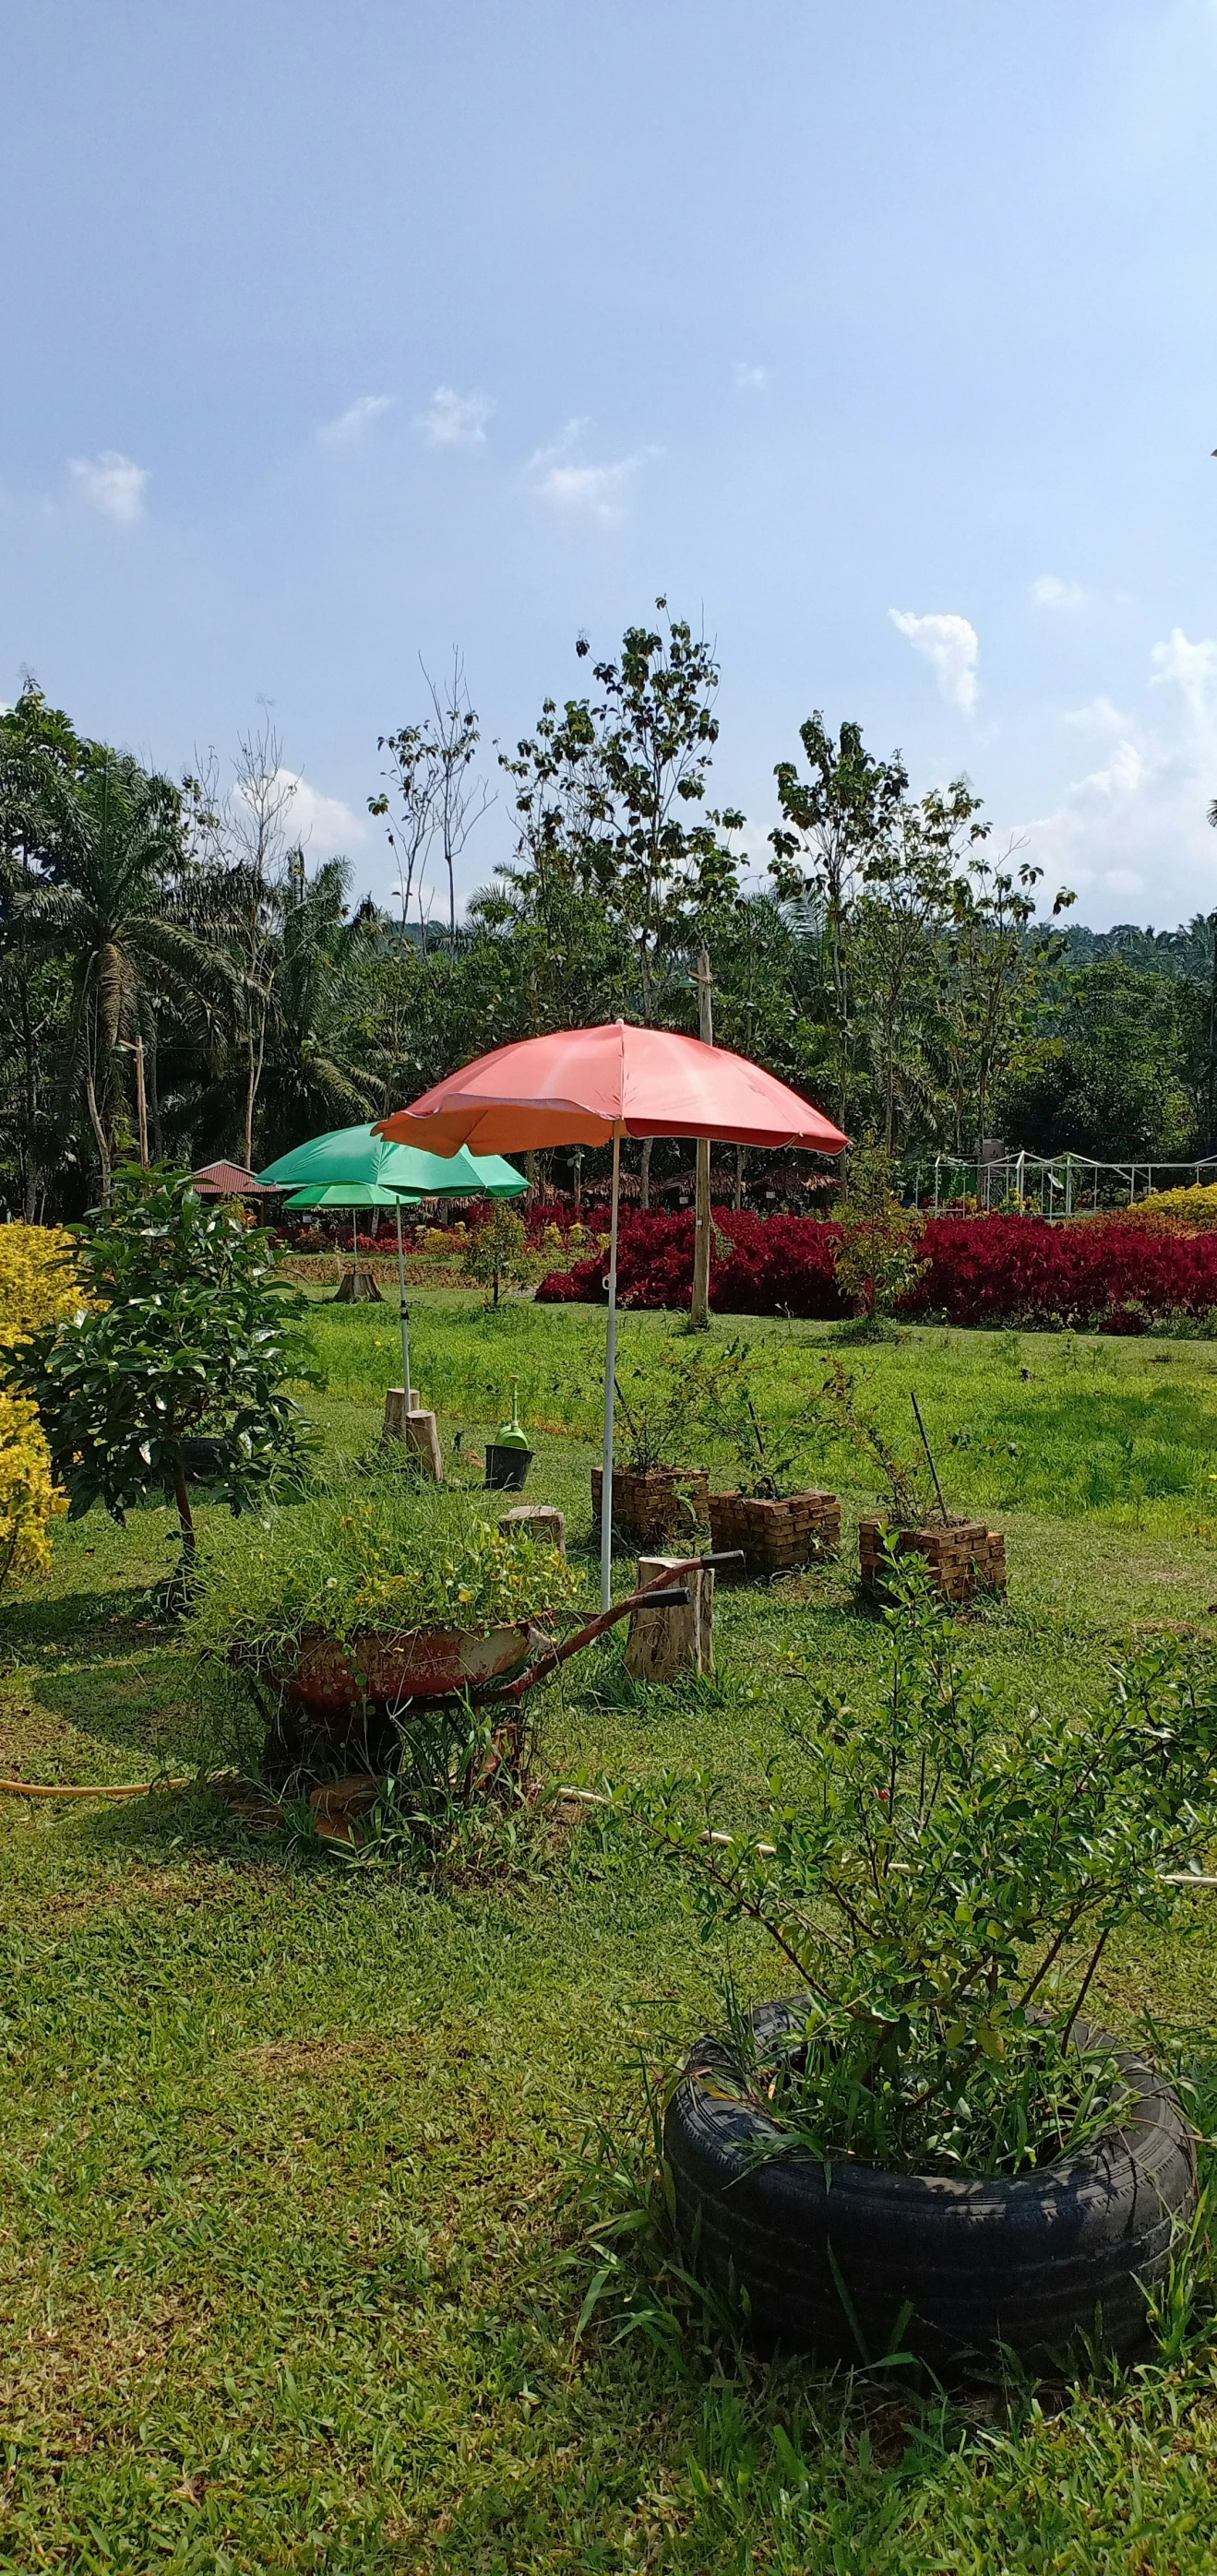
[254,859,381,1160]
[19,754,241,1198]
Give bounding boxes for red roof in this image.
[191,1160,280,1196]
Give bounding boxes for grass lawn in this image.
[4,1290,1217,2572]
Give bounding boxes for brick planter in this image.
[709,1490,841,1579]
[591,1464,710,1549]
[858,1517,1008,1605]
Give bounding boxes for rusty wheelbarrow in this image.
[245,1553,744,1778]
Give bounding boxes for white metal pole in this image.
[600,1132,622,1614]
[395,1200,412,1407]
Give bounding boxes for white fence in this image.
[906,1151,1217,1217]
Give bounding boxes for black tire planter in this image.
[663,2001,1197,2371]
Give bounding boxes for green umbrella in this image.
[266,1127,525,1399]
[258,1122,525,1199]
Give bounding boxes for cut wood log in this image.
[382,1385,424,1439]
[380,1392,444,1480]
[625,1553,714,1682]
[498,1504,567,1554]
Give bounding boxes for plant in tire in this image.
[9,1166,320,1588]
[628,1564,1217,2180]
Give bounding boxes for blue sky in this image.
[4,0,1217,927]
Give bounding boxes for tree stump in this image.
[333,1267,383,1303]
[381,1391,443,1480]
[498,1504,567,1554]
[382,1387,423,1438]
[625,1554,714,1682]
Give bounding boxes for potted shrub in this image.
[192,1471,580,1779]
[819,1359,1006,1602]
[628,1569,1205,2368]
[706,1371,840,1578]
[591,1341,721,1549]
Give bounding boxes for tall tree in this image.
[769,715,908,1130]
[0,683,91,1216]
[853,780,986,1151]
[934,851,1074,1166]
[19,752,237,1201]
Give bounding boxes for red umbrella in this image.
[376,1023,848,1606]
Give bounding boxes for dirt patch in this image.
[237,2034,396,2082]
[27,1866,237,1925]
[0,2290,205,2456]
[0,1692,93,1778]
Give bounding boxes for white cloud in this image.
[412,386,495,447]
[68,451,147,523]
[1017,627,1217,915]
[889,608,980,716]
[529,419,659,523]
[1062,696,1130,734]
[1032,573,1089,611]
[317,394,394,450]
[733,362,770,393]
[233,768,370,857]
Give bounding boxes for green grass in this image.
[4,1290,1217,2571]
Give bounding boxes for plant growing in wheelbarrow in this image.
[191,1472,582,1779]
[192,1470,720,1821]
[622,1562,1212,2369]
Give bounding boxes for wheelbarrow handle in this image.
[501,1575,696,1700]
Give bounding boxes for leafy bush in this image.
[538,1205,1217,1332]
[833,1141,926,1324]
[0,1223,87,1353]
[460,1202,542,1307]
[0,1388,67,1597]
[1128,1183,1217,1232]
[189,1469,581,1663]
[613,1336,736,1473]
[8,1169,319,1574]
[628,1565,1217,2178]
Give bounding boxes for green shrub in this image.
[627,1562,1217,2178]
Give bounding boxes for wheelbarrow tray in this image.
[265,1622,537,1718]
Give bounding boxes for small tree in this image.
[460,1201,541,1308]
[10,1169,319,1582]
[833,1139,926,1326]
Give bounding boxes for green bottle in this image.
[495,1378,529,1450]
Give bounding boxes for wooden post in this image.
[382,1390,443,1479]
[625,1553,714,1682]
[691,947,713,1330]
[498,1504,567,1553]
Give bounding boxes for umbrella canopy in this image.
[376,1023,847,1609]
[376,1022,849,1157]
[284,1182,404,1209]
[259,1122,525,1197]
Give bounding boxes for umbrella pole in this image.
[600,1132,621,1613]
[352,1209,359,1294]
[395,1202,412,1407]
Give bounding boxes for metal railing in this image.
[906,1152,1217,1218]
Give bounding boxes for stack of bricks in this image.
[708,1490,841,1579]
[591,1465,710,1549]
[858,1517,1008,1605]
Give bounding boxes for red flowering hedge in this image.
[536,1208,1217,1331]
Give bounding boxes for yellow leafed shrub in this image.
[0,1223,86,1353]
[1130,1184,1217,1233]
[0,1388,66,1595]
